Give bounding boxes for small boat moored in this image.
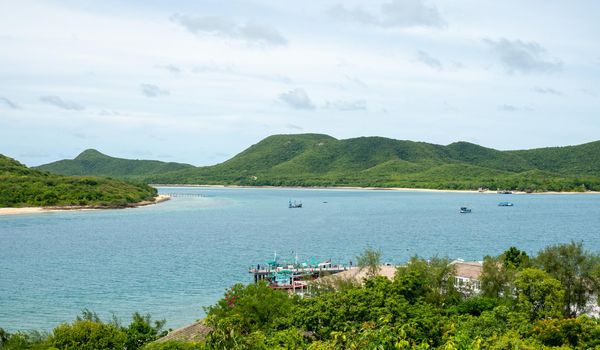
[289,200,302,208]
[498,202,514,206]
[460,207,472,213]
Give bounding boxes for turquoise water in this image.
[1,187,599,331]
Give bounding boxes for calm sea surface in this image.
[1,187,599,331]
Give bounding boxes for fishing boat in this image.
[460,207,472,213]
[498,202,514,206]
[289,200,302,208]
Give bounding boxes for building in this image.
[451,260,483,295]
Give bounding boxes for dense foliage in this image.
[3,243,600,349]
[0,154,157,207]
[36,149,194,179]
[0,311,166,350]
[192,243,600,349]
[139,134,600,191]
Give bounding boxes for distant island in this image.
[0,153,159,209]
[36,134,600,192]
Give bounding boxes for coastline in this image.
[150,184,600,195]
[0,194,171,216]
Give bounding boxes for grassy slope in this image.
[36,134,600,191]
[508,140,600,175]
[147,134,600,191]
[35,149,194,178]
[0,154,157,208]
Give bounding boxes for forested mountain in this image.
[38,134,600,191]
[144,134,600,191]
[0,154,157,207]
[36,149,193,178]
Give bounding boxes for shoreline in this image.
[0,194,171,216]
[150,184,600,195]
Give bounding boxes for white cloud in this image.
[498,104,533,112]
[40,96,85,111]
[532,87,562,96]
[278,88,315,110]
[170,13,287,47]
[330,0,445,29]
[325,99,367,111]
[156,64,181,74]
[485,38,563,74]
[0,97,21,109]
[415,50,442,70]
[2,0,600,167]
[140,84,170,98]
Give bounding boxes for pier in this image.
[163,193,214,198]
[250,265,351,283]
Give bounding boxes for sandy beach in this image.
[151,184,600,195]
[0,194,171,216]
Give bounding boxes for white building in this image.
[451,260,483,295]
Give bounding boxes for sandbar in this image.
[0,194,170,216]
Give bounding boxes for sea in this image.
[1,187,599,331]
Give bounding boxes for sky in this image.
[1,0,599,166]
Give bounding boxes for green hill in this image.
[0,154,157,208]
[508,141,600,175]
[144,134,600,191]
[35,149,193,178]
[38,134,600,192]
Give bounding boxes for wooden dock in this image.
[249,265,352,283]
[163,193,214,198]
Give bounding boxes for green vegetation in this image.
[36,149,193,179]
[196,243,600,349]
[0,310,165,350]
[356,247,383,279]
[39,133,595,192]
[0,154,157,207]
[4,243,600,349]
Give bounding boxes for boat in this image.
[497,190,513,194]
[289,200,302,208]
[498,202,514,206]
[460,207,472,213]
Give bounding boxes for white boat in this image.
[289,200,302,208]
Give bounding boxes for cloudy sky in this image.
[1,0,599,166]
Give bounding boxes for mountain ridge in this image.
[36,149,194,178]
[0,154,157,208]
[36,134,600,192]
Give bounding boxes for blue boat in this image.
[498,202,514,207]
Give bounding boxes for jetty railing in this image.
[163,193,214,198]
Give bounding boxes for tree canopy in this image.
[3,243,600,349]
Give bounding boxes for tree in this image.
[479,256,515,299]
[0,328,7,347]
[125,312,167,350]
[204,282,295,337]
[51,319,127,350]
[394,256,460,306]
[356,247,382,279]
[535,241,600,316]
[502,247,530,270]
[514,268,564,321]
[0,330,50,350]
